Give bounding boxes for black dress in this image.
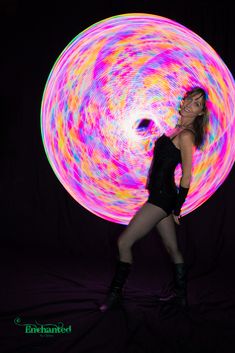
[146,133,182,216]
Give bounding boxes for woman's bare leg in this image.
[155,213,184,263]
[117,202,168,263]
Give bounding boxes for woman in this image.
[99,87,209,312]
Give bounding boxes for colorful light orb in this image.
[41,13,235,225]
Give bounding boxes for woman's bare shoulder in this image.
[179,129,195,144]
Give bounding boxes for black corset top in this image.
[146,133,182,192]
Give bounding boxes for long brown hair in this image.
[181,87,209,150]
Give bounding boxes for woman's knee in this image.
[117,234,132,251]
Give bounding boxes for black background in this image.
[2,0,234,252]
[1,1,235,352]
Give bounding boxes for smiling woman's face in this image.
[180,92,205,119]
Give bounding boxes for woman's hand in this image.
[172,213,181,225]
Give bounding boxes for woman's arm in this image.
[179,130,195,187]
[173,130,195,216]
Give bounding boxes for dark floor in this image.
[1,245,235,353]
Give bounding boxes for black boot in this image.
[99,260,131,312]
[173,262,188,309]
